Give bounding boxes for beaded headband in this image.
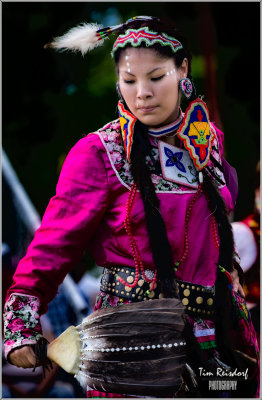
[111,27,183,56]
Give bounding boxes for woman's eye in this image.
[151,75,164,81]
[124,80,135,84]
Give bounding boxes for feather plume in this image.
[47,298,187,396]
[44,23,105,55]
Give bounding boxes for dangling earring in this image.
[179,77,193,99]
[116,82,124,102]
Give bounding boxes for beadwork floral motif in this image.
[97,119,224,193]
[97,123,179,192]
[94,291,131,311]
[3,293,42,359]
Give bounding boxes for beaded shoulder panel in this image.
[95,119,224,193]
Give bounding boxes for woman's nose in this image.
[137,82,153,99]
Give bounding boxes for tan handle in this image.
[47,325,81,374]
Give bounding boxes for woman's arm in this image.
[4,133,109,362]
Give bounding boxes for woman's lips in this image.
[138,106,157,113]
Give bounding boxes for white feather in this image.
[49,23,105,55]
[75,370,89,389]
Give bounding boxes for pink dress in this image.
[3,118,259,397]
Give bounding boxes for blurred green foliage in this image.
[3,2,260,224]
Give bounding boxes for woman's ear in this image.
[180,58,188,79]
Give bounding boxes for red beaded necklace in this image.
[117,183,158,290]
[118,180,220,292]
[173,183,203,272]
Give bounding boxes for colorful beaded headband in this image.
[111,27,183,56]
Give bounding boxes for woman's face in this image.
[118,47,188,127]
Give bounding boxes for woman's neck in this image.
[147,108,183,146]
[162,135,181,147]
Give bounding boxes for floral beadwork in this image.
[97,120,201,193]
[3,293,43,359]
[94,291,132,311]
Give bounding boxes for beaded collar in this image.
[147,109,184,138]
[118,101,184,161]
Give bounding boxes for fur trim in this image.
[45,23,105,55]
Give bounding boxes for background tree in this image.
[3,2,260,222]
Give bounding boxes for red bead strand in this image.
[175,183,203,268]
[118,183,157,288]
[211,214,220,249]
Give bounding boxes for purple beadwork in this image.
[179,78,193,99]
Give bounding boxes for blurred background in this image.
[2,1,260,398]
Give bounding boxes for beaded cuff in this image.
[3,293,43,360]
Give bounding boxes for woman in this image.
[3,16,259,398]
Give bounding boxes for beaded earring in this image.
[179,77,193,99]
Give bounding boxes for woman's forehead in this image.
[118,47,174,67]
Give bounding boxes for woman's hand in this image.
[230,268,245,297]
[8,345,37,368]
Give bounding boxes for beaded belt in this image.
[100,266,215,318]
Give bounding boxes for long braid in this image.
[184,76,240,366]
[202,170,234,270]
[202,169,240,367]
[129,121,179,299]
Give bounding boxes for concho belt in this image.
[100,266,215,318]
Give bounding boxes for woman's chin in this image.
[136,114,165,127]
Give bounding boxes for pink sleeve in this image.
[211,122,224,157]
[3,293,43,359]
[6,134,109,314]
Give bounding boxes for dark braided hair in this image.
[113,16,240,368]
[129,120,179,298]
